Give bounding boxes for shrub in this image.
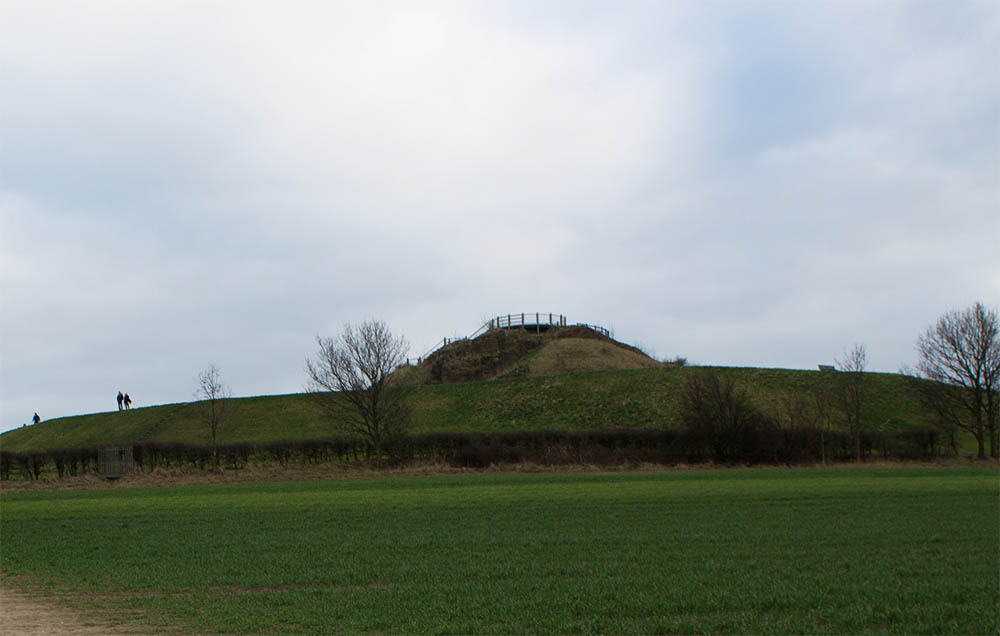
[0,451,11,480]
[678,370,779,464]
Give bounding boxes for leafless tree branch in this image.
[836,343,868,461]
[196,364,231,471]
[910,302,1000,459]
[305,320,412,468]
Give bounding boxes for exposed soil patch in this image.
[0,582,153,635]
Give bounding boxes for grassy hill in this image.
[1,365,938,453]
[417,325,659,383]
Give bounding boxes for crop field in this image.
[2,467,997,634]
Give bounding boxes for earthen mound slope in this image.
[420,325,659,383]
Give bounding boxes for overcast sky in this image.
[2,1,998,431]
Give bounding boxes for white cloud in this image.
[1,1,997,428]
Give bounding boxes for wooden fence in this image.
[487,312,567,332]
[409,313,612,364]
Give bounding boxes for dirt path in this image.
[0,583,147,635]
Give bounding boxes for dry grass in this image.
[0,461,498,493]
[2,456,986,494]
[419,325,659,383]
[527,337,660,375]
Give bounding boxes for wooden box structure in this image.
[98,446,134,479]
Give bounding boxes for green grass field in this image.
[2,467,997,634]
[1,366,938,453]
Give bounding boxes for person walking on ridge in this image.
[124,393,132,410]
[32,412,40,425]
[117,391,124,411]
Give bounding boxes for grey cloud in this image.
[2,1,997,429]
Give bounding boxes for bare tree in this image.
[836,343,868,461]
[306,320,412,468]
[196,364,231,471]
[678,369,775,464]
[910,302,999,460]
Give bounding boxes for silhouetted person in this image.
[124,393,132,410]
[32,412,40,425]
[117,391,124,411]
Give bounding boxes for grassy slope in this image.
[412,366,933,432]
[524,337,660,375]
[1,366,935,453]
[420,326,658,383]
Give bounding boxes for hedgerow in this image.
[0,426,940,480]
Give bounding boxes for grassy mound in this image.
[1,366,941,453]
[421,325,657,383]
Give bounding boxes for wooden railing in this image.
[572,322,611,338]
[411,313,611,364]
[406,336,467,365]
[486,312,567,332]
